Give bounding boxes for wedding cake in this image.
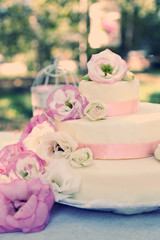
[47,49,160,204]
[1,49,160,233]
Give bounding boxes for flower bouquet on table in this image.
[0,86,94,233]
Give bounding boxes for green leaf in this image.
[82,74,91,81]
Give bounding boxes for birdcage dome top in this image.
[32,59,79,87]
[31,60,79,116]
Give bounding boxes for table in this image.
[1,131,160,240]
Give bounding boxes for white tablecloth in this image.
[1,131,160,240]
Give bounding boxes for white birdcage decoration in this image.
[31,60,79,116]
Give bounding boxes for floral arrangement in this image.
[46,85,107,122]
[82,48,134,84]
[0,113,93,233]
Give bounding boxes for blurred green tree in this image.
[116,0,160,57]
[0,0,81,70]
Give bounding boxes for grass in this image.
[140,82,160,103]
[0,90,32,131]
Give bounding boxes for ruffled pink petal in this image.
[20,214,36,233]
[32,201,49,229]
[27,178,42,197]
[38,185,55,211]
[0,143,24,175]
[0,180,28,202]
[14,194,38,219]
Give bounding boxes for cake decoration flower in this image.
[54,131,78,158]
[0,143,24,175]
[20,114,56,153]
[20,114,55,143]
[122,71,135,81]
[84,99,107,121]
[44,158,81,201]
[7,151,46,181]
[154,144,160,160]
[87,49,127,84]
[31,131,78,164]
[46,85,88,121]
[69,148,93,168]
[0,178,55,233]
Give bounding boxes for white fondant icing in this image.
[55,103,160,144]
[70,157,160,204]
[79,79,139,103]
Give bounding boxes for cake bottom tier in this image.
[70,157,160,204]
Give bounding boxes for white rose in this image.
[84,100,107,121]
[154,144,160,160]
[44,158,81,201]
[35,131,78,164]
[122,71,135,81]
[55,131,78,158]
[69,148,93,168]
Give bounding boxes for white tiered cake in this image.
[52,49,160,204]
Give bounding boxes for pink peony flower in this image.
[7,151,46,181]
[46,85,88,121]
[0,143,24,175]
[0,178,55,233]
[20,114,55,143]
[87,49,127,84]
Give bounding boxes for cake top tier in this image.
[46,49,139,121]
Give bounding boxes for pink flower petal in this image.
[38,185,55,211]
[0,180,28,201]
[14,194,38,219]
[32,201,49,228]
[27,178,42,196]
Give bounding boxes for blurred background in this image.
[0,0,160,131]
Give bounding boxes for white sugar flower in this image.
[84,99,107,121]
[122,71,135,81]
[154,144,160,160]
[36,131,78,164]
[55,131,78,158]
[44,158,81,201]
[22,121,56,153]
[69,148,93,168]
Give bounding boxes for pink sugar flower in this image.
[7,151,46,181]
[87,49,127,84]
[0,143,24,175]
[46,85,88,121]
[0,178,55,233]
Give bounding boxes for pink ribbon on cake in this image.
[78,140,160,159]
[106,99,139,117]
